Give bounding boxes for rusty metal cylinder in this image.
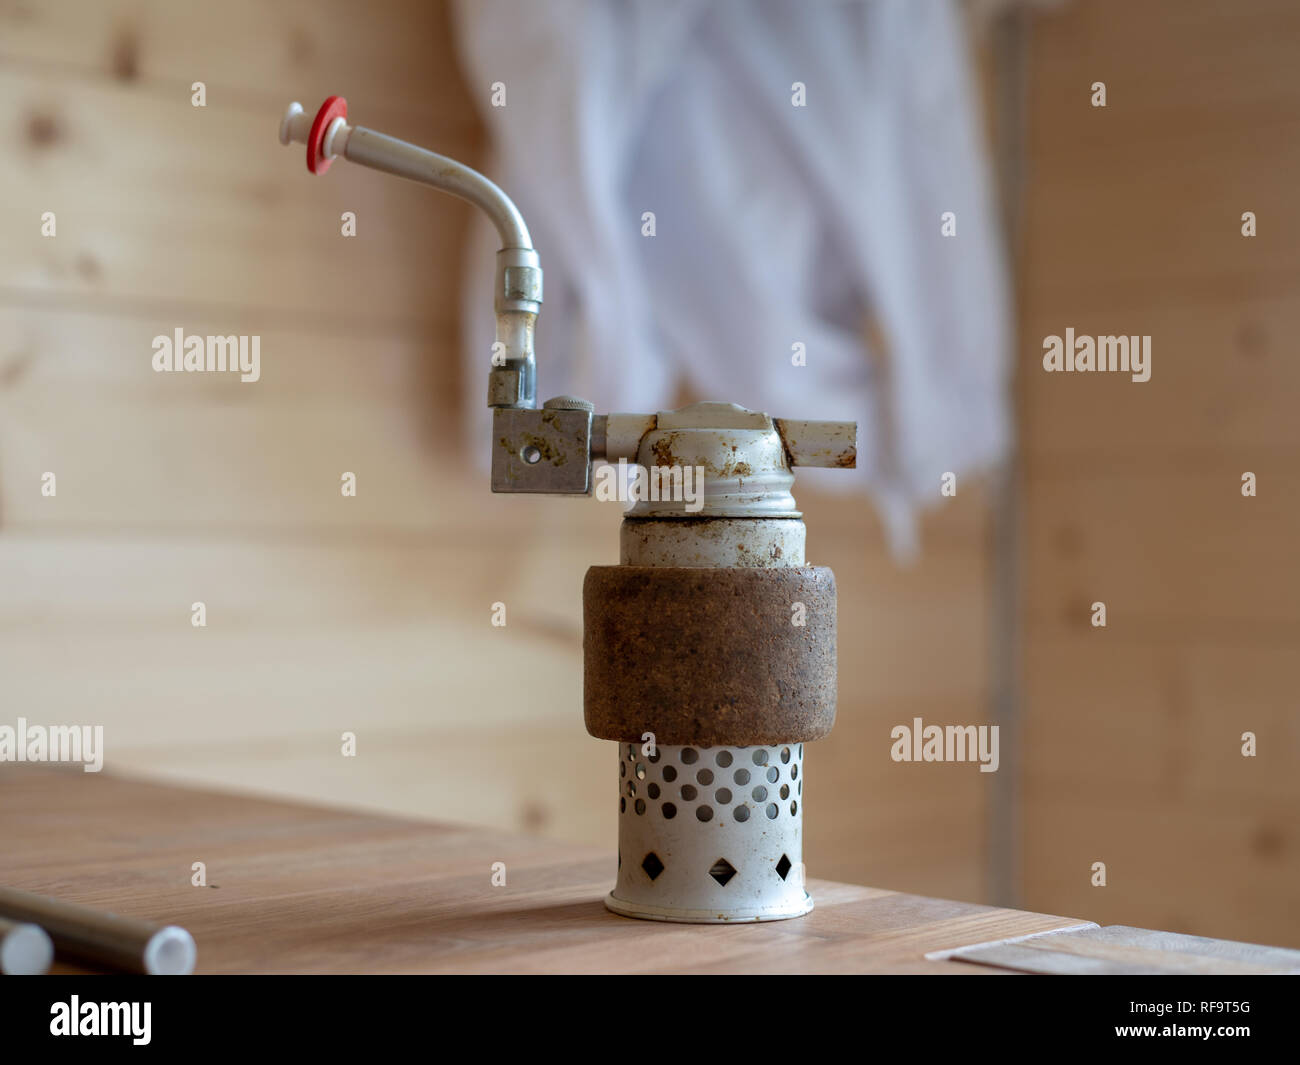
[583,562,837,747]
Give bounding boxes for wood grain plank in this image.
[0,62,483,323]
[1018,0,1300,951]
[1023,467,1300,632]
[0,0,478,131]
[1022,1,1300,304]
[0,391,631,531]
[1022,792,1300,948]
[1028,0,1300,137]
[1019,295,1300,460]
[1024,638,1299,803]
[0,768,1085,973]
[952,924,1300,974]
[0,305,437,395]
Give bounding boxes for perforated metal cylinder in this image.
[607,741,810,922]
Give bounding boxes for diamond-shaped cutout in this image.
[709,858,737,886]
[775,854,793,881]
[641,852,665,881]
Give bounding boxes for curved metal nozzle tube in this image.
[279,99,540,408]
[343,126,532,250]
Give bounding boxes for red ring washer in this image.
[307,96,348,174]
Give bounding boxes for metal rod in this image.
[0,886,195,975]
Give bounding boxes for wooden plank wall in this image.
[1019,0,1300,946]
[0,1,996,903]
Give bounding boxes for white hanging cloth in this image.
[452,0,1011,554]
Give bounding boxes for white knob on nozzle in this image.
[279,98,352,173]
[279,101,309,146]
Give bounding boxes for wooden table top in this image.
[0,766,1095,974]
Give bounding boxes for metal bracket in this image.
[491,406,593,494]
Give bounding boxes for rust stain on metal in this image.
[650,433,678,469]
[773,419,857,469]
[781,433,855,468]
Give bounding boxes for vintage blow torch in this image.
[280,96,855,921]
